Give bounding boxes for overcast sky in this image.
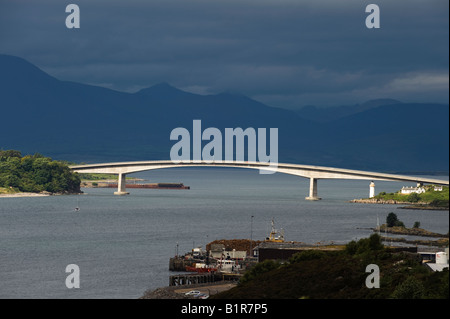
[0,0,448,109]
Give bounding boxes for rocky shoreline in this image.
[349,198,425,205]
[398,205,449,211]
[349,198,448,210]
[0,192,51,198]
[376,225,448,238]
[0,191,83,198]
[381,236,449,247]
[372,225,449,247]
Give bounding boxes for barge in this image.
[105,183,190,190]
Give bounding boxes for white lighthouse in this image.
[369,181,375,198]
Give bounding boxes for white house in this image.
[209,244,247,260]
[401,186,426,194]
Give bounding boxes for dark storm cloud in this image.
[0,0,448,108]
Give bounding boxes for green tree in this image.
[408,192,421,203]
[289,250,326,263]
[240,260,280,285]
[386,212,405,228]
[345,233,384,256]
[386,212,398,227]
[391,277,425,299]
[0,150,22,159]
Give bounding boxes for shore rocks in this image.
[349,198,420,205]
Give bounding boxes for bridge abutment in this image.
[305,177,321,201]
[114,173,130,196]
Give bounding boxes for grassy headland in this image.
[352,185,449,209]
[376,185,448,207]
[78,173,119,181]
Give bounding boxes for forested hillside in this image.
[0,150,81,194]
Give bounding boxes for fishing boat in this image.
[265,218,285,242]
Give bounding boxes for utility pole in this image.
[249,215,254,259]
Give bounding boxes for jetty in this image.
[104,182,190,189]
[169,273,240,287]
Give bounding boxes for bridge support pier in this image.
[114,173,130,196]
[305,177,321,201]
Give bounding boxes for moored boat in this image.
[185,263,217,273]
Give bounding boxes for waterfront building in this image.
[401,186,426,194]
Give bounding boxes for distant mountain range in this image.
[294,99,402,123]
[0,54,448,173]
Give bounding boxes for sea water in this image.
[0,168,448,298]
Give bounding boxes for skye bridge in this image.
[69,160,449,200]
